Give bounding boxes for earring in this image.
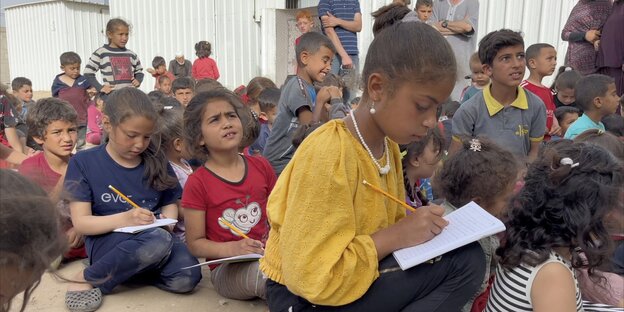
[370,102,376,114]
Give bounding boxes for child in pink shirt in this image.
[192,41,220,80]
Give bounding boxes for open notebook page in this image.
[113,218,178,234]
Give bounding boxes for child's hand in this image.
[66,227,84,248]
[146,68,155,74]
[101,84,114,94]
[594,39,601,51]
[393,205,448,248]
[131,78,141,87]
[125,208,155,226]
[317,86,342,105]
[585,29,600,43]
[228,238,265,255]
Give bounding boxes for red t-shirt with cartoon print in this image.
[181,154,276,245]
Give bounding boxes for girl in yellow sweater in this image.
[260,21,485,311]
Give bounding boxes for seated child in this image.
[86,94,105,145]
[63,88,201,312]
[486,140,624,311]
[158,75,173,96]
[0,85,24,155]
[147,56,175,91]
[439,100,461,151]
[52,52,97,151]
[0,169,66,312]
[451,29,546,163]
[564,74,620,139]
[551,66,582,109]
[433,136,520,312]
[521,43,560,140]
[192,41,220,80]
[401,127,444,209]
[19,98,87,261]
[461,53,490,103]
[555,106,581,139]
[11,77,36,151]
[172,77,195,107]
[245,77,277,115]
[249,87,280,155]
[182,89,277,300]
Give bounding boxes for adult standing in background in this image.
[561,0,612,76]
[318,0,362,101]
[596,0,623,97]
[430,0,479,101]
[169,53,192,79]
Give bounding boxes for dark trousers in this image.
[266,242,485,312]
[84,227,201,294]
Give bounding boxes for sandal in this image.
[65,288,102,312]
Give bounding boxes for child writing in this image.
[19,98,87,261]
[192,41,220,81]
[0,169,66,312]
[555,106,581,139]
[52,52,96,151]
[521,43,561,140]
[461,52,490,103]
[263,32,342,174]
[260,21,485,311]
[564,74,620,139]
[486,140,624,311]
[450,29,547,163]
[433,137,520,312]
[401,127,444,209]
[552,66,582,109]
[63,88,201,312]
[249,87,280,155]
[181,89,277,300]
[84,18,144,96]
[86,94,104,146]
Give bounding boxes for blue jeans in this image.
[83,228,201,294]
[331,54,360,103]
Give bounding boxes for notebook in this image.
[181,254,263,270]
[113,218,178,234]
[393,201,505,270]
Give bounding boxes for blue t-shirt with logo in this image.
[64,144,181,218]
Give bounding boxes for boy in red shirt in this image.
[147,56,175,90]
[520,43,561,140]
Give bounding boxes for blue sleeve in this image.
[354,0,361,14]
[158,164,182,208]
[64,156,94,203]
[318,0,332,18]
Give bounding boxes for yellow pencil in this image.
[218,217,250,239]
[362,180,417,212]
[108,185,141,209]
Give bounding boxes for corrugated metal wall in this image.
[5,1,109,91]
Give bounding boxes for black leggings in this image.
[266,242,485,312]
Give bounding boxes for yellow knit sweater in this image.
[259,119,406,306]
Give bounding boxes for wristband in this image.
[442,20,449,28]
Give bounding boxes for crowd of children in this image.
[1,1,624,312]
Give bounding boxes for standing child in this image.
[295,9,314,46]
[0,170,66,312]
[86,94,105,146]
[263,32,342,174]
[19,98,87,261]
[521,43,561,140]
[147,56,175,91]
[401,127,444,209]
[182,89,277,300]
[461,53,490,103]
[555,106,581,139]
[249,87,280,155]
[192,41,220,81]
[450,29,547,163]
[52,52,96,151]
[552,67,582,109]
[433,137,520,312]
[84,18,144,96]
[63,88,201,312]
[261,22,484,311]
[486,140,624,311]
[564,74,620,139]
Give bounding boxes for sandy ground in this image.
[10,261,268,312]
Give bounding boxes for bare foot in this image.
[67,269,93,292]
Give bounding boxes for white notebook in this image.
[393,201,505,270]
[181,254,263,270]
[113,218,178,234]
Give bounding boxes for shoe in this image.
[65,288,102,312]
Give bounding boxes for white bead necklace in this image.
[350,110,391,175]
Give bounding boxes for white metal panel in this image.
[5,0,108,91]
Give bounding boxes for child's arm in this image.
[184,208,264,259]
[70,201,155,235]
[84,52,103,92]
[531,262,578,312]
[0,143,26,164]
[321,12,362,33]
[313,86,343,122]
[212,59,220,80]
[131,55,144,87]
[4,127,24,154]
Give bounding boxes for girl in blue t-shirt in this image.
[63,87,201,312]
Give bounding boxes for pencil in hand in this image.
[108,185,141,209]
[362,180,417,212]
[218,217,251,239]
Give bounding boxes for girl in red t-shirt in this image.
[181,88,277,300]
[191,41,220,81]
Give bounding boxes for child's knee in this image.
[165,268,202,293]
[136,228,173,266]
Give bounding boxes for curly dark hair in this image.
[401,127,444,206]
[195,41,212,58]
[498,140,624,274]
[26,97,77,140]
[432,136,519,210]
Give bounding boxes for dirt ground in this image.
[10,261,268,312]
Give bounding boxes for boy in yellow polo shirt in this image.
[450,29,546,163]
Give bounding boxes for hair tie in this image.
[565,66,573,71]
[400,150,408,159]
[597,129,605,135]
[469,138,482,152]
[560,157,579,168]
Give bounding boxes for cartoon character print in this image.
[219,195,262,236]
